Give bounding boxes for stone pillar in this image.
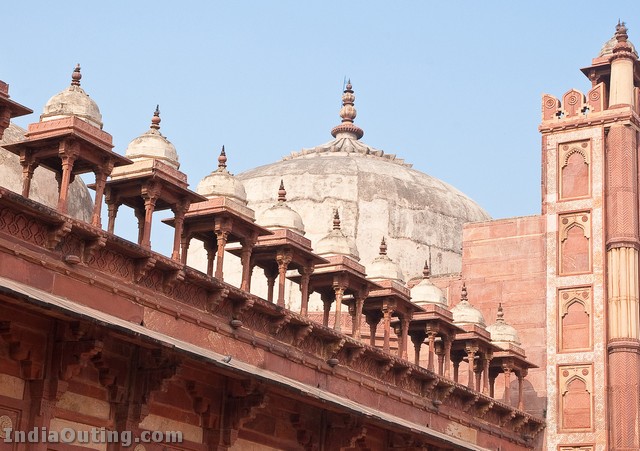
[398,315,410,360]
[265,267,277,303]
[91,163,112,228]
[298,266,313,316]
[465,345,477,390]
[180,232,191,265]
[451,353,463,384]
[171,200,189,262]
[214,230,229,280]
[351,291,366,340]
[20,155,37,198]
[381,303,394,353]
[140,191,158,249]
[106,200,119,234]
[443,337,452,378]
[517,370,526,410]
[275,250,292,308]
[606,123,640,449]
[503,365,512,405]
[239,237,256,292]
[134,208,145,245]
[426,331,437,372]
[57,149,78,214]
[481,354,491,395]
[411,332,424,366]
[365,311,381,347]
[333,285,345,332]
[321,294,333,327]
[204,241,216,277]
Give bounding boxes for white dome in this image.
[367,238,403,282]
[41,65,103,129]
[196,147,248,204]
[315,210,359,260]
[410,262,447,306]
[450,285,486,326]
[238,83,489,279]
[125,107,179,169]
[257,181,305,234]
[486,304,521,347]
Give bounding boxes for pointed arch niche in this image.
[558,287,592,352]
[558,365,594,432]
[559,212,591,275]
[558,140,591,200]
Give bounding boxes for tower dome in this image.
[598,22,638,58]
[450,284,486,326]
[486,303,520,347]
[125,106,179,169]
[367,237,403,282]
[41,65,103,129]
[258,180,305,234]
[315,210,359,260]
[237,82,489,279]
[410,261,447,307]
[196,146,248,204]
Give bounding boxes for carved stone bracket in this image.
[462,394,479,413]
[59,339,104,381]
[326,414,367,450]
[83,235,107,262]
[0,321,43,379]
[230,297,255,327]
[290,413,319,451]
[134,257,156,283]
[270,313,292,335]
[215,381,269,449]
[475,400,494,419]
[513,415,529,433]
[326,338,346,358]
[163,269,185,293]
[207,287,229,313]
[293,324,313,347]
[48,219,72,250]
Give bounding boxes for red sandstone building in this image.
[0,22,638,451]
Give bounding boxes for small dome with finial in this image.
[196,146,248,204]
[315,209,360,260]
[124,106,180,169]
[41,64,104,129]
[450,284,486,326]
[486,303,521,347]
[410,261,447,306]
[330,80,364,140]
[598,21,638,58]
[258,180,305,234]
[367,237,404,282]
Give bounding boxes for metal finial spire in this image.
[496,302,505,323]
[379,237,387,255]
[150,105,161,130]
[217,145,227,170]
[461,283,468,302]
[330,79,364,140]
[422,260,431,279]
[332,209,341,230]
[277,179,287,203]
[71,64,82,86]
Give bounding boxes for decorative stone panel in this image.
[558,364,594,432]
[558,141,591,200]
[559,212,591,275]
[558,287,592,352]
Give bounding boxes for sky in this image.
[3,2,640,252]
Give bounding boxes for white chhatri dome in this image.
[238,82,489,280]
[410,262,447,306]
[41,65,103,129]
[196,146,248,204]
[486,303,521,347]
[258,180,305,234]
[125,106,179,169]
[315,210,359,260]
[367,237,403,282]
[450,285,486,326]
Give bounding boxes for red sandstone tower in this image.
[539,22,640,449]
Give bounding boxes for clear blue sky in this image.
[4,2,640,250]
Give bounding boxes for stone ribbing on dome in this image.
[486,303,521,347]
[367,237,403,282]
[450,284,486,326]
[196,146,248,204]
[315,210,359,260]
[257,180,305,235]
[410,261,447,307]
[41,64,103,129]
[125,106,180,169]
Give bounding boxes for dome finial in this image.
[218,145,227,170]
[151,105,161,130]
[615,20,629,43]
[379,237,387,255]
[422,260,431,279]
[71,64,82,86]
[332,209,341,230]
[330,80,364,140]
[496,302,505,323]
[277,179,287,202]
[461,283,468,302]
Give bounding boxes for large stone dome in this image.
[238,98,489,278]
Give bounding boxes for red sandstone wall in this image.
[438,215,547,417]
